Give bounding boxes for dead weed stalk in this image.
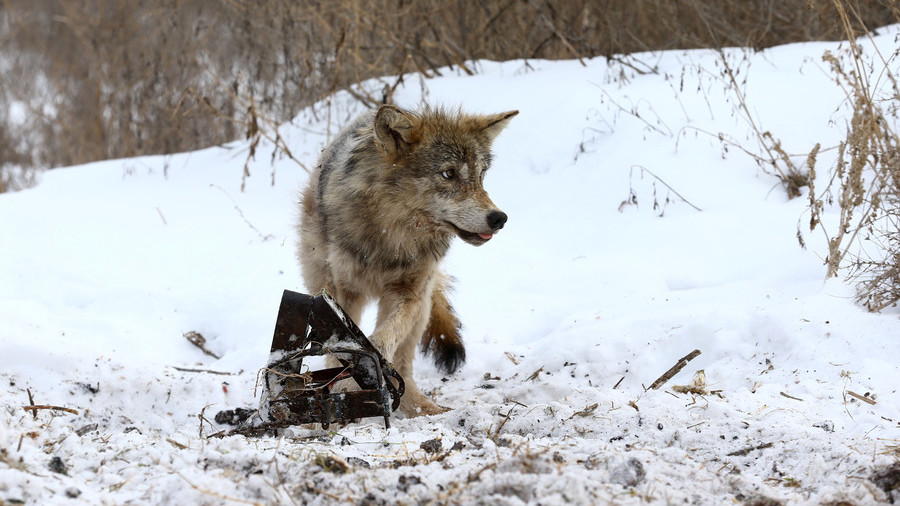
[687,0,810,199]
[188,71,311,192]
[807,0,900,311]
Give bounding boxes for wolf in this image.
[297,104,517,416]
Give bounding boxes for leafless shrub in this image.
[677,4,813,199]
[0,109,33,192]
[808,0,900,311]
[0,0,896,192]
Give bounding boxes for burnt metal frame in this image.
[256,290,404,429]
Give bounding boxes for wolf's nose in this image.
[487,210,508,231]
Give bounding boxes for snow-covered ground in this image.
[2,26,900,505]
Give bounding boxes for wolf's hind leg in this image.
[420,277,465,375]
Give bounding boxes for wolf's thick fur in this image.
[298,105,517,416]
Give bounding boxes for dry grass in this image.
[0,0,897,191]
[807,0,900,311]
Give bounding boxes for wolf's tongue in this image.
[478,233,493,240]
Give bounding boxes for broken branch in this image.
[727,442,773,457]
[183,331,222,359]
[847,390,876,405]
[526,366,544,382]
[649,349,701,390]
[23,405,79,415]
[26,388,37,420]
[171,366,237,376]
[780,391,804,402]
[566,403,599,421]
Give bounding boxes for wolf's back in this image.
[316,110,377,201]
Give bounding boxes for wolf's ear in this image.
[375,105,418,155]
[480,110,519,142]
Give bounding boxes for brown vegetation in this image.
[0,0,896,180]
[807,1,900,311]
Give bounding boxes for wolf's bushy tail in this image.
[420,276,465,375]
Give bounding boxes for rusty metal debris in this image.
[215,290,404,433]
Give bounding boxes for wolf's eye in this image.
[440,169,456,180]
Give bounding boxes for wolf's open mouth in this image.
[447,222,493,245]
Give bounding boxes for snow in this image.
[2,27,900,505]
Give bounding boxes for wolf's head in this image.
[373,105,518,246]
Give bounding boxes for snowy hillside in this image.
[2,26,900,505]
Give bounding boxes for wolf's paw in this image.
[400,396,450,417]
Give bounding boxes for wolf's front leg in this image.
[372,286,447,416]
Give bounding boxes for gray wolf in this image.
[297,104,517,416]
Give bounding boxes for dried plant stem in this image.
[631,165,703,212]
[23,405,79,415]
[806,0,900,310]
[649,349,701,391]
[847,390,877,405]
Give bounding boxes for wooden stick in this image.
[167,438,188,450]
[566,403,599,421]
[727,442,773,457]
[526,366,544,382]
[183,331,222,360]
[492,408,515,442]
[23,405,79,415]
[649,349,701,390]
[847,390,876,405]
[171,366,236,376]
[26,388,37,420]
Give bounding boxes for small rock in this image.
[358,492,386,506]
[871,462,900,502]
[314,455,348,474]
[48,456,67,475]
[609,457,645,488]
[741,495,784,506]
[79,382,100,394]
[76,423,98,436]
[420,438,442,454]
[346,457,371,469]
[397,474,422,492]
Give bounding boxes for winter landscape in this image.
[1,24,900,505]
